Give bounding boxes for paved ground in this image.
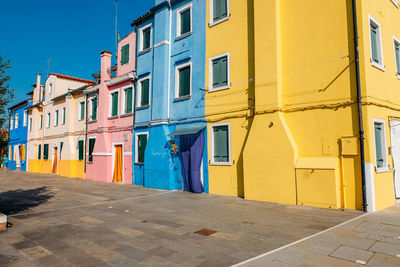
[0,170,390,267]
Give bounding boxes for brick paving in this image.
[0,170,365,266]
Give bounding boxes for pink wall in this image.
[117,31,136,77]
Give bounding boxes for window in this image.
[78,140,84,161]
[46,113,50,128]
[29,118,32,132]
[123,88,133,114]
[175,62,192,98]
[373,119,388,172]
[210,123,231,165]
[138,78,150,108]
[43,144,49,160]
[23,110,27,127]
[60,142,64,160]
[394,37,400,76]
[62,107,66,124]
[88,138,96,163]
[209,53,230,92]
[120,43,130,65]
[10,115,13,130]
[40,115,43,129]
[110,91,119,117]
[48,83,53,95]
[210,0,229,26]
[15,114,19,129]
[54,110,59,126]
[135,133,148,164]
[38,144,41,160]
[140,25,152,51]
[369,16,384,69]
[177,4,192,37]
[90,97,98,121]
[79,101,85,121]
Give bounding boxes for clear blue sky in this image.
[1,0,154,107]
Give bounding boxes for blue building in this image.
[132,0,208,193]
[8,94,33,171]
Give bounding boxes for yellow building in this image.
[205,0,400,211]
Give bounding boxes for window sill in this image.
[174,95,191,102]
[108,116,119,120]
[135,162,144,165]
[136,105,150,110]
[88,120,97,124]
[208,85,230,93]
[375,166,391,173]
[209,15,230,28]
[210,161,232,166]
[371,61,386,72]
[120,113,133,118]
[175,32,192,41]
[138,48,151,56]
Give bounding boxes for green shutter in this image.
[121,44,130,65]
[374,123,384,168]
[371,26,379,63]
[55,110,59,126]
[213,0,220,21]
[213,0,227,22]
[213,125,229,162]
[126,88,133,113]
[143,28,151,50]
[62,108,66,124]
[80,102,85,120]
[141,79,150,106]
[212,59,220,88]
[40,115,43,129]
[179,66,191,97]
[138,134,147,163]
[60,142,64,160]
[212,56,228,89]
[92,97,98,120]
[112,92,118,116]
[89,139,96,162]
[181,9,191,35]
[44,144,49,160]
[38,144,41,160]
[78,140,84,161]
[395,44,400,74]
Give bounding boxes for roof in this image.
[26,102,43,110]
[132,11,153,26]
[131,0,185,26]
[49,73,94,84]
[8,99,29,111]
[51,85,88,102]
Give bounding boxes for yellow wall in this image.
[28,159,84,178]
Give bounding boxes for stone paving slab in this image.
[0,170,363,266]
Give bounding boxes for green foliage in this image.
[0,56,14,155]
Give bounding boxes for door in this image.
[179,132,204,193]
[15,145,21,169]
[51,147,58,174]
[113,145,123,183]
[390,120,400,198]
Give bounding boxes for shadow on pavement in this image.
[0,187,54,215]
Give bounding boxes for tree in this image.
[0,56,14,157]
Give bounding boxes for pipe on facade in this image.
[351,0,367,212]
[84,92,89,173]
[132,25,139,184]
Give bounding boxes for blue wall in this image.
[133,0,208,192]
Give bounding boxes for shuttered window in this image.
[137,134,147,164]
[140,79,150,106]
[88,138,96,163]
[43,144,49,160]
[369,18,382,66]
[178,65,191,97]
[180,8,191,35]
[91,97,98,120]
[46,113,50,128]
[124,88,133,114]
[60,142,64,160]
[371,25,379,63]
[212,125,230,163]
[29,118,32,132]
[111,92,119,117]
[40,115,43,129]
[78,140,84,161]
[212,55,228,89]
[79,102,85,120]
[38,145,41,160]
[395,41,400,75]
[62,107,66,124]
[142,27,151,50]
[55,110,59,126]
[213,0,228,22]
[374,121,386,169]
[120,43,130,65]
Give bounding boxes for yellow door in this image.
[51,148,58,174]
[113,145,123,183]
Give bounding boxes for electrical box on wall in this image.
[341,136,359,156]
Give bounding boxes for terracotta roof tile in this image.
[50,73,94,84]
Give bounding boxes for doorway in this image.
[390,120,400,198]
[113,144,123,183]
[51,147,58,174]
[15,145,21,170]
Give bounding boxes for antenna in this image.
[115,0,118,54]
[47,58,51,78]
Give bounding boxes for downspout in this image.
[167,0,172,121]
[133,25,139,184]
[352,0,367,212]
[84,91,88,173]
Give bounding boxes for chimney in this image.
[33,73,42,103]
[100,51,112,82]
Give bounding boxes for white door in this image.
[390,120,400,198]
[14,145,21,168]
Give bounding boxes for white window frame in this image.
[209,0,230,27]
[54,110,59,126]
[391,0,399,8]
[393,36,400,78]
[109,89,120,117]
[137,76,151,108]
[89,97,98,121]
[177,3,192,38]
[46,113,51,128]
[23,110,27,127]
[209,52,230,92]
[175,61,192,99]
[121,85,134,115]
[120,42,131,65]
[372,118,389,173]
[14,113,19,129]
[209,122,232,166]
[139,23,152,52]
[368,15,385,71]
[78,101,85,121]
[29,118,32,132]
[61,107,66,125]
[135,132,149,164]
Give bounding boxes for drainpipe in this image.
[167,0,172,121]
[133,26,139,184]
[352,0,367,212]
[84,91,88,173]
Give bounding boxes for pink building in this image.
[84,31,135,184]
